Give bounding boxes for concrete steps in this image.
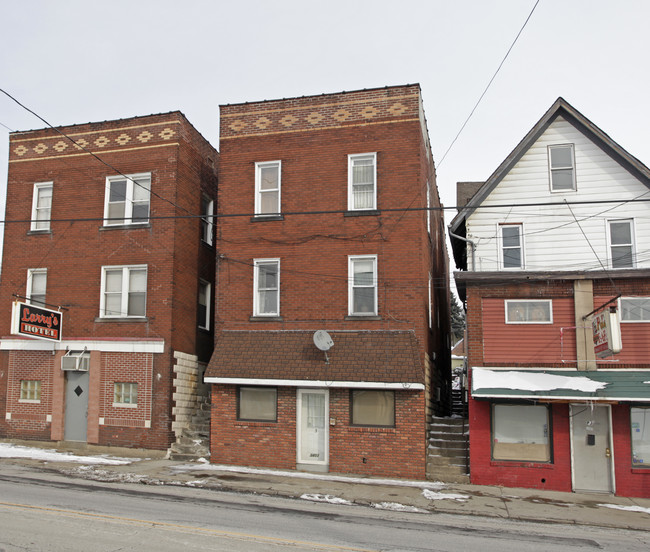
[168,395,211,461]
[426,416,469,483]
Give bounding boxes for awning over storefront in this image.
[472,367,650,402]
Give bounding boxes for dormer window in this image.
[548,144,576,191]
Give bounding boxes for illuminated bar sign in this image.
[592,308,622,358]
[11,301,62,342]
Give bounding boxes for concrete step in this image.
[429,431,468,442]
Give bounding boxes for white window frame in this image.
[113,382,138,408]
[548,144,576,192]
[505,299,553,324]
[253,259,280,317]
[499,223,524,269]
[254,161,281,216]
[100,265,147,318]
[26,268,47,306]
[31,181,53,232]
[607,218,635,269]
[631,407,650,467]
[198,279,211,330]
[201,195,214,245]
[20,380,42,403]
[348,255,378,316]
[348,153,377,211]
[619,297,650,323]
[103,172,151,226]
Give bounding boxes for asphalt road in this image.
[0,464,649,552]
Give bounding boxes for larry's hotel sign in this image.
[11,301,62,342]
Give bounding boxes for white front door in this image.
[570,404,614,493]
[297,389,328,468]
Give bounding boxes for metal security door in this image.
[571,404,613,493]
[64,371,89,442]
[297,389,328,467]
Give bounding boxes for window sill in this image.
[112,403,138,409]
[100,223,151,231]
[235,421,278,427]
[348,426,396,433]
[345,315,381,321]
[94,317,150,323]
[27,229,52,235]
[490,460,553,468]
[344,210,380,217]
[250,215,284,222]
[249,316,283,322]
[631,467,650,473]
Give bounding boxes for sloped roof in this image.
[450,97,650,238]
[204,330,425,387]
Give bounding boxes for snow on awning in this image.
[471,368,650,402]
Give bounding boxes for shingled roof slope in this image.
[205,330,424,385]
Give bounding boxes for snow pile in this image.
[372,502,427,513]
[301,494,353,505]
[599,504,650,515]
[422,489,468,502]
[0,443,134,465]
[473,368,608,393]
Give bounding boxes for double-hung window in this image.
[620,297,650,322]
[198,279,211,330]
[104,173,151,226]
[348,153,377,211]
[348,255,377,316]
[254,161,281,216]
[100,265,147,318]
[499,224,524,269]
[26,268,47,306]
[254,259,280,316]
[201,195,214,245]
[31,182,53,231]
[548,144,576,191]
[608,219,635,268]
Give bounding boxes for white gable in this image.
[466,116,650,272]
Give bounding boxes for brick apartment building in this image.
[205,85,451,479]
[0,112,218,451]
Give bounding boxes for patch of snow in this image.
[599,504,650,515]
[422,489,468,502]
[372,502,427,513]
[196,457,209,463]
[301,494,353,505]
[473,368,607,393]
[0,443,134,465]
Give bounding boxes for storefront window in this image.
[492,404,551,462]
[631,407,650,466]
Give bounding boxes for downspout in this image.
[448,226,476,272]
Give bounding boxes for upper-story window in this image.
[201,195,214,245]
[548,144,576,191]
[31,182,53,232]
[198,279,211,330]
[608,219,635,268]
[499,223,524,269]
[253,259,280,316]
[100,265,147,318]
[620,297,650,322]
[26,268,47,306]
[104,173,151,226]
[349,255,377,316]
[255,161,281,216]
[348,153,377,211]
[505,300,553,324]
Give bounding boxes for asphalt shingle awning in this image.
[204,330,425,389]
[472,367,650,402]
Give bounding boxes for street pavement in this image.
[1,438,649,532]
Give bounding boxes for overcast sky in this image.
[1,0,649,269]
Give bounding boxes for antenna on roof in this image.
[313,330,334,364]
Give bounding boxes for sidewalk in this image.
[2,439,650,531]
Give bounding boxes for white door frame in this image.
[569,403,615,493]
[296,388,329,467]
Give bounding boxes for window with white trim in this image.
[348,153,376,210]
[492,404,550,462]
[201,195,214,244]
[114,382,138,406]
[26,268,47,306]
[31,182,53,231]
[103,173,151,226]
[20,380,41,402]
[254,259,279,316]
[632,407,650,467]
[548,144,576,191]
[350,390,395,427]
[499,224,523,269]
[198,279,211,330]
[620,297,650,322]
[238,386,277,421]
[505,300,553,324]
[348,255,377,316]
[608,219,635,268]
[255,161,281,216]
[100,265,147,318]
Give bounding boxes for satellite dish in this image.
[313,330,334,351]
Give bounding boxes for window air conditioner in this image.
[61,350,90,371]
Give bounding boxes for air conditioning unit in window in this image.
[61,350,90,371]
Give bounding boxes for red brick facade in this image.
[0,112,218,450]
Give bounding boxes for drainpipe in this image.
[448,227,476,272]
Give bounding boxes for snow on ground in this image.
[372,502,428,513]
[176,463,448,490]
[301,494,354,505]
[422,488,468,502]
[599,504,650,515]
[0,443,134,465]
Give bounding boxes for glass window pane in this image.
[128,293,146,316]
[260,191,279,213]
[501,227,520,247]
[621,298,650,321]
[132,178,150,201]
[260,166,279,190]
[550,146,572,168]
[105,294,121,316]
[239,387,277,421]
[259,264,278,289]
[131,202,149,222]
[631,407,650,466]
[492,404,550,462]
[352,160,374,185]
[612,245,633,268]
[552,169,574,190]
[37,188,52,208]
[108,201,125,221]
[259,290,278,314]
[109,180,127,202]
[353,287,375,313]
[352,390,394,426]
[129,269,147,291]
[610,222,632,245]
[503,248,521,268]
[105,270,122,292]
[353,260,374,286]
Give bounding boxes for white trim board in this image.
[204,377,424,390]
[0,338,165,353]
